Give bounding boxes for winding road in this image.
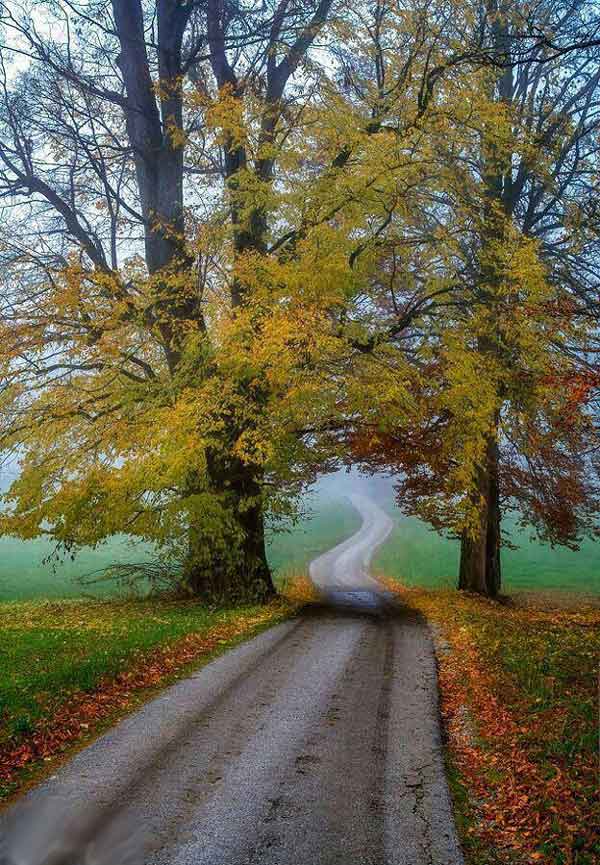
[1,495,463,865]
[310,493,394,611]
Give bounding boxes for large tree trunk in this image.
[183,459,276,604]
[184,505,275,604]
[459,433,501,597]
[185,515,275,604]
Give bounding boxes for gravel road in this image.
[1,495,463,865]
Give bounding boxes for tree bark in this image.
[459,432,501,596]
[184,463,276,603]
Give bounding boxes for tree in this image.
[455,0,600,593]
[347,0,600,595]
[0,0,474,600]
[3,0,594,605]
[0,0,340,601]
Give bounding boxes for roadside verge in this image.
[0,596,294,806]
[384,582,599,865]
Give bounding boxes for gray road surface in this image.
[1,495,463,865]
[310,493,393,590]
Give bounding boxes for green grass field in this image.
[0,496,361,602]
[373,512,600,593]
[0,600,243,744]
[370,481,600,593]
[0,473,597,601]
[0,535,154,601]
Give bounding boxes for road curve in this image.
[310,493,394,611]
[1,496,463,865]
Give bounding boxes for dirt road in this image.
[1,495,463,865]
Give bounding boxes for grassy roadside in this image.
[387,584,600,865]
[0,595,295,805]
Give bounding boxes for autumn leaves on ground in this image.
[1,577,598,865]
[392,587,600,865]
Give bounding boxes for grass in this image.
[0,599,226,743]
[0,534,153,601]
[0,496,362,602]
[393,585,600,865]
[0,595,294,802]
[374,512,600,593]
[371,482,600,594]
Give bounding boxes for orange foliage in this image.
[384,582,599,865]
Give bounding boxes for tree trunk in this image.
[183,460,276,604]
[459,433,501,597]
[459,3,511,598]
[185,504,275,604]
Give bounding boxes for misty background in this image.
[0,465,598,601]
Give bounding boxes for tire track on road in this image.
[1,494,463,865]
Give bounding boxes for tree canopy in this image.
[0,0,598,599]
